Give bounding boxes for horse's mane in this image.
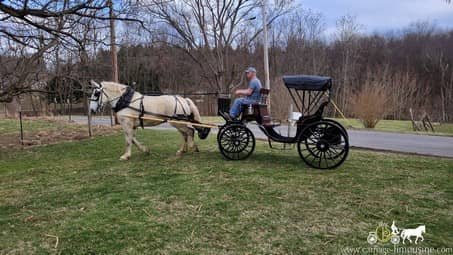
[101,81,127,88]
[100,81,129,93]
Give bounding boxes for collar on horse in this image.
[113,86,136,113]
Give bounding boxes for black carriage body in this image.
[217,74,349,169]
[243,75,333,144]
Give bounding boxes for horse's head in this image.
[89,80,104,114]
[89,81,128,114]
[420,225,426,233]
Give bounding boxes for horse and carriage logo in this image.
[367,221,426,245]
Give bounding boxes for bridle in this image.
[90,85,122,112]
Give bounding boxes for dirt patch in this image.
[0,118,120,150]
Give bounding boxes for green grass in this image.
[0,130,452,254]
[332,118,453,136]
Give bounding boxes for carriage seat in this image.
[242,88,276,126]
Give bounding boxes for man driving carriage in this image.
[227,67,262,120]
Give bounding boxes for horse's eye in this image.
[94,91,101,97]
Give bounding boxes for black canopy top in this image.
[282,75,332,91]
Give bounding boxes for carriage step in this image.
[267,139,294,150]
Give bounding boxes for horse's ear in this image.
[90,80,101,88]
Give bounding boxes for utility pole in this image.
[109,0,119,125]
[261,0,270,90]
[109,0,119,83]
[261,0,270,109]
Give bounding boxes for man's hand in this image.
[235,88,253,96]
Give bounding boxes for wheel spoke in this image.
[218,125,255,160]
[298,121,349,169]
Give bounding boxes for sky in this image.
[300,0,453,34]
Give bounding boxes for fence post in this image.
[110,108,114,127]
[87,102,92,137]
[68,98,72,121]
[19,111,24,145]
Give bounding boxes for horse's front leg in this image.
[407,237,412,243]
[132,130,149,154]
[120,118,134,160]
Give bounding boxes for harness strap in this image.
[173,95,188,118]
[139,96,145,129]
[173,95,178,116]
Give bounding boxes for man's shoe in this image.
[220,111,235,121]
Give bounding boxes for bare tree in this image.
[334,14,362,113]
[143,0,293,92]
[0,0,144,102]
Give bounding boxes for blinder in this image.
[89,84,106,113]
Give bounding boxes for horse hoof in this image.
[176,151,184,156]
[120,155,130,161]
[143,148,150,154]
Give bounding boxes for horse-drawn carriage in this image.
[89,74,349,169]
[217,75,349,169]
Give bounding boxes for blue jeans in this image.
[229,98,256,118]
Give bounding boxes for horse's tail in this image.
[186,98,201,123]
[186,98,210,140]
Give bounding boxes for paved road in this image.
[68,115,453,158]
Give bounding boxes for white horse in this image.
[89,81,209,160]
[401,225,425,244]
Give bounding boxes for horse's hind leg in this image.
[186,127,199,152]
[176,129,188,156]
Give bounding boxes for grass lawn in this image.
[333,118,453,136]
[0,130,452,254]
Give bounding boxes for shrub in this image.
[351,82,389,128]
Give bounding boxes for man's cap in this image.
[245,67,257,73]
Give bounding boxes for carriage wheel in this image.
[218,124,255,160]
[297,121,349,169]
[217,126,225,142]
[322,118,349,139]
